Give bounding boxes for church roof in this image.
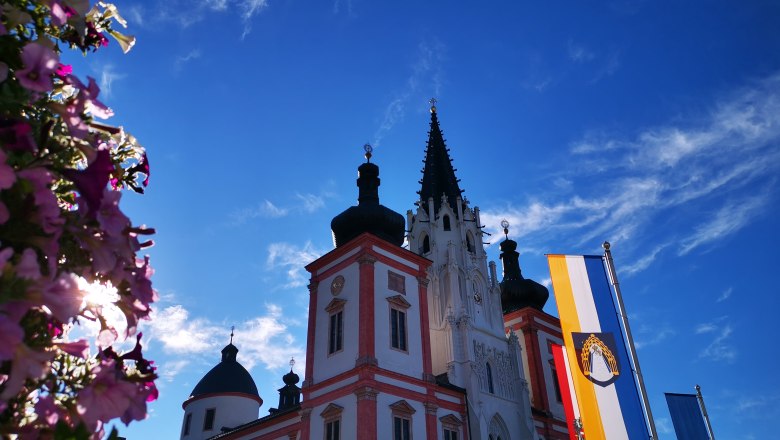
[188,343,261,402]
[418,103,464,216]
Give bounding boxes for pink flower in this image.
[77,359,138,430]
[0,344,53,400]
[55,63,72,77]
[0,315,24,360]
[17,248,41,280]
[50,1,69,26]
[17,168,63,235]
[63,148,113,216]
[41,273,83,322]
[56,339,90,358]
[15,43,59,92]
[34,395,61,427]
[96,190,129,237]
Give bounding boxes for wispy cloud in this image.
[229,200,289,224]
[481,72,780,275]
[634,320,675,349]
[266,241,325,288]
[230,190,333,225]
[333,0,354,16]
[698,319,736,362]
[295,192,327,213]
[174,49,202,72]
[678,194,768,255]
[373,39,446,147]
[567,40,595,63]
[238,0,269,39]
[146,0,270,37]
[97,64,125,99]
[716,287,733,303]
[655,417,673,435]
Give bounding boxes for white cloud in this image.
[174,49,202,72]
[98,64,125,99]
[232,304,305,371]
[229,200,290,224]
[239,0,269,39]
[699,323,735,362]
[266,241,324,288]
[147,305,220,354]
[634,322,675,349]
[679,194,768,255]
[656,417,673,435]
[716,287,733,303]
[143,303,304,381]
[481,72,780,275]
[295,192,326,213]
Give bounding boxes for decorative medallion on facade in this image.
[330,275,345,296]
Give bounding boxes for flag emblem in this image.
[572,332,620,387]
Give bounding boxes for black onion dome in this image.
[331,154,405,247]
[499,238,549,313]
[282,369,300,386]
[189,343,260,400]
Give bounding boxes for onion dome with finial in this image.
[498,220,550,313]
[331,144,405,247]
[186,337,261,405]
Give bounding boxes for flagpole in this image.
[602,241,658,440]
[696,384,716,440]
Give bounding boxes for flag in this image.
[665,393,709,440]
[548,254,649,440]
[552,343,580,440]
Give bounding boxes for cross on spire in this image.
[230,326,235,344]
[429,97,437,113]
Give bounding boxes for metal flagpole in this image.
[696,384,716,440]
[602,242,659,440]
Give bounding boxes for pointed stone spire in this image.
[418,100,463,217]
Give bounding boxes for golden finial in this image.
[429,97,437,113]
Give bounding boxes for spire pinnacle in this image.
[419,101,464,216]
[230,325,235,344]
[363,143,373,162]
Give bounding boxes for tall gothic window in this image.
[443,215,451,231]
[466,231,475,253]
[422,234,431,254]
[486,363,494,394]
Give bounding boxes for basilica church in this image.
[179,104,571,440]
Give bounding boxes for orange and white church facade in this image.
[180,105,571,440]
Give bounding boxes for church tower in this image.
[300,146,468,440]
[407,103,537,439]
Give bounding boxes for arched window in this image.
[466,231,475,253]
[422,235,431,254]
[486,363,494,394]
[443,215,451,231]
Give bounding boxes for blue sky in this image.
[65,0,780,438]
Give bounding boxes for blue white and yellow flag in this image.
[547,255,649,440]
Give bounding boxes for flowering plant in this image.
[0,1,157,438]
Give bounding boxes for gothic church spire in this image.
[418,100,463,216]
